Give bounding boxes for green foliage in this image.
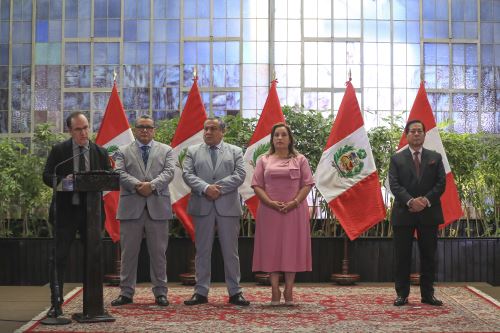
[221,115,256,149]
[1,115,498,239]
[0,138,50,237]
[440,132,500,237]
[155,117,179,145]
[282,106,331,170]
[33,123,67,159]
[366,115,403,182]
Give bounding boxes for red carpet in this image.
[19,285,500,332]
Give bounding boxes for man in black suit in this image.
[389,119,446,307]
[42,112,111,317]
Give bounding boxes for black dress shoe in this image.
[393,296,408,306]
[184,293,208,306]
[111,295,133,306]
[155,295,169,306]
[421,296,443,306]
[229,292,250,306]
[46,305,63,318]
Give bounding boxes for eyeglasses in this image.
[71,126,89,133]
[408,129,424,134]
[135,125,155,130]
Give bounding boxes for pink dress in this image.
[251,154,314,272]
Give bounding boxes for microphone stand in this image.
[41,148,88,325]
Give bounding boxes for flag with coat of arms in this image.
[95,81,134,242]
[314,80,386,240]
[169,77,207,240]
[239,79,285,218]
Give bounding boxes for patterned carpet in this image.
[18,285,500,333]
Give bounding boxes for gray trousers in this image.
[119,209,169,298]
[194,208,242,297]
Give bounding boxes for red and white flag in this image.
[314,81,386,240]
[239,79,285,218]
[95,82,134,242]
[397,82,463,227]
[169,77,207,240]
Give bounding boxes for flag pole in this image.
[104,75,121,286]
[254,75,284,286]
[331,234,360,285]
[331,69,360,285]
[179,68,198,286]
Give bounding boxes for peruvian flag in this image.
[169,77,207,240]
[397,82,463,227]
[239,79,285,218]
[95,82,134,242]
[314,80,386,240]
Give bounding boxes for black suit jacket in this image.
[389,147,446,226]
[43,138,111,226]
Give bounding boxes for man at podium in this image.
[42,112,111,318]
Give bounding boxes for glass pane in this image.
[464,22,477,39]
[166,42,180,64]
[94,19,107,37]
[452,66,465,89]
[425,65,436,88]
[465,66,478,89]
[226,64,239,87]
[318,65,332,88]
[226,42,239,64]
[407,21,420,42]
[213,64,224,87]
[436,65,449,88]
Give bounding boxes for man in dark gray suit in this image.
[182,117,249,306]
[111,115,175,307]
[389,119,446,307]
[43,112,111,318]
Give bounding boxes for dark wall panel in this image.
[0,238,498,285]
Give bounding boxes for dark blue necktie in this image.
[141,145,150,167]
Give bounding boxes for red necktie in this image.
[413,151,420,177]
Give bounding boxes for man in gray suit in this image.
[111,115,175,307]
[182,117,249,306]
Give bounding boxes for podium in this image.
[72,171,120,323]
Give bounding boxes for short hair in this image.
[404,119,426,134]
[204,117,226,131]
[66,111,86,129]
[135,114,154,127]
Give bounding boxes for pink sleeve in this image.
[299,155,315,188]
[251,155,266,188]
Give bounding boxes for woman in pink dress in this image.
[251,123,314,306]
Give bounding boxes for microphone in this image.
[52,146,89,189]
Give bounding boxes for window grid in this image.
[0,0,498,143]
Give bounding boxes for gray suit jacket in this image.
[182,141,246,217]
[116,140,175,220]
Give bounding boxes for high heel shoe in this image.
[270,288,281,306]
[284,289,294,306]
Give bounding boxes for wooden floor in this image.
[1,282,498,333]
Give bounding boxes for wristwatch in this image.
[150,182,157,194]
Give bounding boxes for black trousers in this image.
[393,224,438,299]
[49,200,86,306]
